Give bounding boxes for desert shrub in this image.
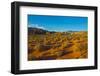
[34,44,52,52]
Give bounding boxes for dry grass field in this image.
[28,28,88,61]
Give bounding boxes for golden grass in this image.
[28,31,88,61]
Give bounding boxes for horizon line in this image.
[28,26,87,32]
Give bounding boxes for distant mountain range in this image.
[28,27,86,35]
[28,27,49,35]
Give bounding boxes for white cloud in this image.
[29,24,45,30]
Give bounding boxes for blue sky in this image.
[28,15,88,32]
